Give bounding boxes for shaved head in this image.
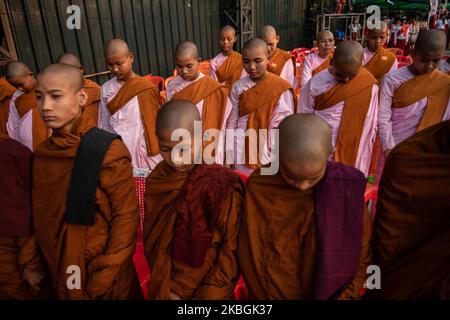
[278,114,332,190]
[104,38,131,57]
[317,30,334,41]
[156,100,200,135]
[333,41,363,66]
[37,64,84,91]
[175,41,199,60]
[279,114,332,165]
[414,30,446,54]
[5,61,31,80]
[56,53,82,68]
[242,38,269,56]
[260,25,277,38]
[220,25,236,36]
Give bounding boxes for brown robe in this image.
[32,115,140,299]
[0,77,16,137]
[238,169,372,300]
[172,76,229,148]
[239,73,296,169]
[82,79,101,125]
[393,69,450,133]
[315,68,377,168]
[0,136,44,300]
[268,48,296,77]
[107,76,160,156]
[15,90,50,151]
[367,120,450,300]
[143,161,244,300]
[363,47,397,83]
[216,51,244,89]
[312,53,333,77]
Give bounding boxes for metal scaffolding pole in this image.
[240,0,255,47]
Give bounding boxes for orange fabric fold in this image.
[312,54,333,77]
[216,52,244,89]
[107,76,160,156]
[392,69,450,133]
[239,73,295,169]
[0,78,16,137]
[315,68,377,167]
[363,48,397,83]
[268,48,296,77]
[172,76,229,148]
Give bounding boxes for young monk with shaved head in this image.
[238,114,371,300]
[99,38,162,171]
[259,25,297,88]
[143,100,244,300]
[57,53,101,125]
[378,30,450,161]
[210,25,247,89]
[299,41,378,176]
[301,31,335,88]
[227,38,295,175]
[363,21,398,83]
[33,63,140,299]
[166,41,233,165]
[5,61,49,151]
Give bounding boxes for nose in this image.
[112,65,119,73]
[39,96,52,112]
[248,62,256,71]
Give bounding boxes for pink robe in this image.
[6,91,34,151]
[209,52,247,83]
[227,75,296,176]
[278,59,297,89]
[362,47,399,73]
[98,77,163,173]
[301,53,329,88]
[299,69,379,176]
[378,67,450,152]
[438,60,450,74]
[166,72,233,165]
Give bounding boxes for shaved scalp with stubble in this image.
[260,25,277,39]
[242,38,269,56]
[220,25,236,36]
[175,41,199,60]
[56,53,82,69]
[279,114,333,166]
[5,61,32,80]
[156,100,200,136]
[333,41,364,67]
[317,30,334,41]
[104,38,131,57]
[414,29,447,55]
[37,64,84,91]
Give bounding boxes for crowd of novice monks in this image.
[0,22,449,300]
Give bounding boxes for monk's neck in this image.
[118,71,136,85]
[223,50,234,57]
[190,72,201,82]
[318,52,329,59]
[407,64,426,77]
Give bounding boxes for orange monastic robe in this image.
[32,116,140,299]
